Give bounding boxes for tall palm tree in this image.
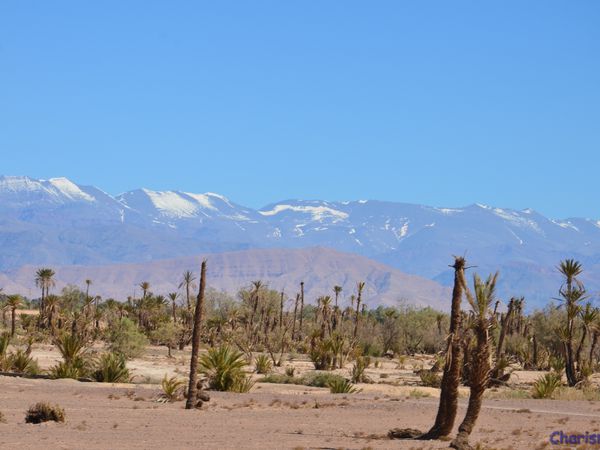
[557,259,586,386]
[320,295,332,337]
[249,280,263,328]
[186,260,207,409]
[291,293,300,341]
[6,294,22,337]
[178,271,196,312]
[451,272,497,450]
[299,281,305,337]
[279,291,284,331]
[85,279,92,302]
[139,281,151,300]
[333,285,342,308]
[420,257,467,440]
[353,282,365,340]
[35,267,56,316]
[168,292,179,323]
[44,294,60,334]
[576,302,598,371]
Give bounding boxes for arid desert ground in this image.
[2,345,599,450]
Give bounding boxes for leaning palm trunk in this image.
[451,271,496,450]
[451,324,490,450]
[186,260,207,410]
[419,257,466,439]
[389,257,466,441]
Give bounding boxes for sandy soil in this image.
[2,375,600,450]
[1,345,598,449]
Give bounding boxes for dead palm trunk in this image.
[589,331,599,368]
[279,291,284,331]
[353,282,364,340]
[420,257,466,439]
[298,282,304,338]
[575,324,588,372]
[450,272,495,450]
[291,293,299,341]
[186,260,207,410]
[451,323,491,450]
[11,307,16,337]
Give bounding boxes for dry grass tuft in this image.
[25,402,65,424]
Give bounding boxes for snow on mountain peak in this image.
[46,177,95,202]
[0,175,43,193]
[0,175,95,203]
[259,204,349,222]
[141,189,201,218]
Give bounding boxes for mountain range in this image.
[0,247,450,309]
[1,175,599,308]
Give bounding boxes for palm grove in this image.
[0,258,599,446]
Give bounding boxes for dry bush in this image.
[25,402,65,424]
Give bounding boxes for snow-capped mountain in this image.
[1,175,599,308]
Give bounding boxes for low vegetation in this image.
[0,257,598,446]
[25,402,65,424]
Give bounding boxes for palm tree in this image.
[85,279,92,302]
[279,291,284,331]
[557,259,586,386]
[35,267,56,317]
[320,295,332,337]
[575,302,598,372]
[178,271,196,312]
[299,281,305,337]
[186,260,207,409]
[44,295,60,333]
[168,292,179,323]
[291,293,300,341]
[451,272,498,450]
[249,280,264,328]
[353,282,365,340]
[139,281,151,300]
[6,294,22,336]
[333,285,342,308]
[420,257,467,440]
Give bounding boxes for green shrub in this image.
[0,332,9,360]
[230,375,255,393]
[258,374,303,385]
[285,366,295,377]
[25,402,65,424]
[532,372,562,399]
[303,372,347,388]
[107,318,148,359]
[327,377,360,394]
[50,360,89,379]
[160,375,186,401]
[254,354,272,374]
[351,356,370,383]
[92,353,130,383]
[419,371,441,388]
[199,346,253,392]
[309,340,334,370]
[7,349,40,375]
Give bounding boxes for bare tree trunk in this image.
[279,291,284,331]
[291,293,299,341]
[11,308,16,337]
[420,257,465,440]
[451,327,490,450]
[575,324,588,373]
[589,332,598,368]
[186,260,207,410]
[532,334,538,369]
[298,282,304,338]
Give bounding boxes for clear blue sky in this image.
[1,2,599,218]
